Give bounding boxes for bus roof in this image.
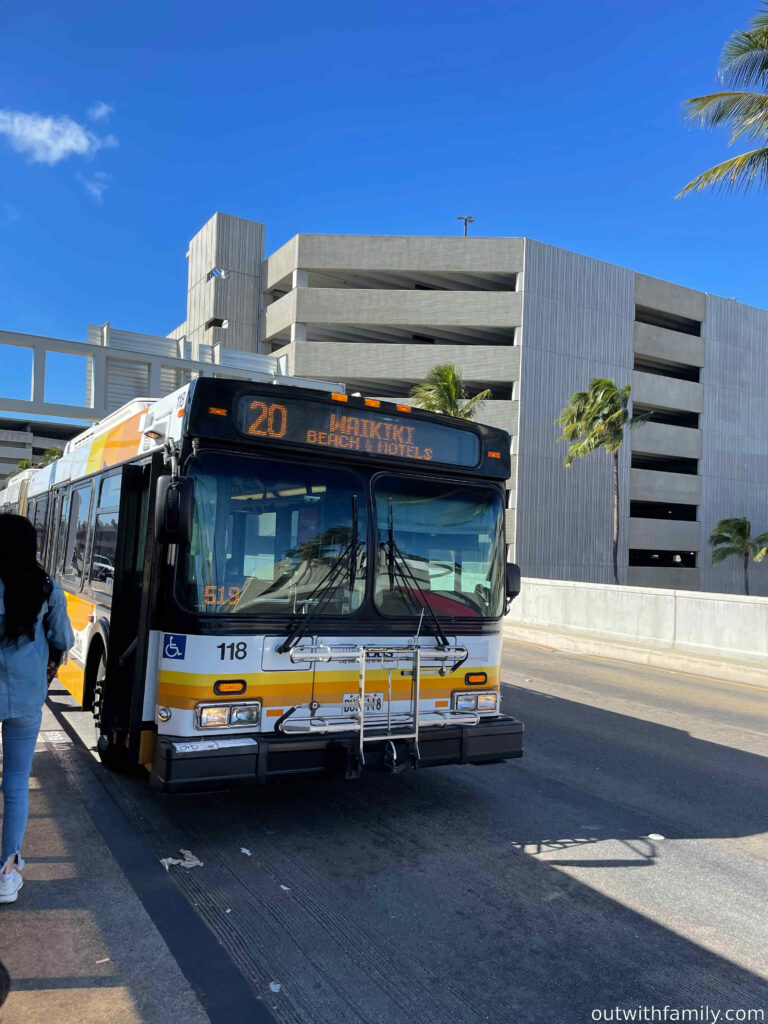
[3,371,345,500]
[1,370,510,502]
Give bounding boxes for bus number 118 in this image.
[217,642,248,660]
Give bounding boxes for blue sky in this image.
[0,0,764,377]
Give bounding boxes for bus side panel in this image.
[57,591,95,704]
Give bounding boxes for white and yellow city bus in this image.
[0,376,523,792]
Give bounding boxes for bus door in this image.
[98,453,162,771]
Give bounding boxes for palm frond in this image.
[562,433,606,466]
[713,516,751,536]
[681,91,768,143]
[556,377,642,467]
[676,146,768,196]
[711,545,743,564]
[410,364,490,421]
[707,532,732,547]
[458,388,492,420]
[720,1,768,86]
[720,46,768,88]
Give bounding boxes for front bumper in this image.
[150,715,524,794]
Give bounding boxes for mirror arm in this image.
[163,440,180,479]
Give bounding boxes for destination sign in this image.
[235,395,480,467]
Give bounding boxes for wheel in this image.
[93,651,145,777]
[91,651,107,727]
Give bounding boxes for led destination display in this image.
[235,395,481,467]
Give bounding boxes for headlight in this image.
[476,692,498,711]
[230,703,261,726]
[198,705,230,728]
[455,693,478,712]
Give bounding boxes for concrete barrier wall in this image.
[507,578,768,664]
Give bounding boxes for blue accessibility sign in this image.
[163,634,187,660]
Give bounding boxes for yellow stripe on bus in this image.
[63,591,94,631]
[57,659,85,704]
[156,665,499,711]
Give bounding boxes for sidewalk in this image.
[0,704,212,1024]
[503,620,768,687]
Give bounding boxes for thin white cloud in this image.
[2,201,21,225]
[79,171,110,202]
[0,109,117,165]
[88,101,114,122]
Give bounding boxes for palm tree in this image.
[410,364,491,420]
[678,3,768,197]
[708,517,768,595]
[6,459,32,479]
[38,447,63,467]
[556,379,649,585]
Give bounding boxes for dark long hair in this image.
[0,514,48,646]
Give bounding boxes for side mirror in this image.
[155,476,194,544]
[505,562,521,601]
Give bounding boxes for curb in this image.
[503,624,768,688]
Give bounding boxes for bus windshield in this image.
[180,453,367,616]
[373,476,504,619]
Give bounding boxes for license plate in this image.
[343,692,384,714]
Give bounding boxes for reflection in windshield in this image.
[181,454,367,615]
[374,477,504,619]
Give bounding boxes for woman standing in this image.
[0,514,74,904]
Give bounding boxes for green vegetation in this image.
[708,517,768,595]
[410,364,491,421]
[6,447,63,480]
[678,3,768,197]
[556,378,649,585]
[38,447,63,467]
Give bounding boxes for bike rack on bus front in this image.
[282,642,478,770]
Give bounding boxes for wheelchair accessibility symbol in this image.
[163,634,187,660]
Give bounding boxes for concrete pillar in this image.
[31,346,45,404]
[292,269,308,289]
[290,323,307,344]
[148,360,162,397]
[90,354,107,414]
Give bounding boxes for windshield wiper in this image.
[277,497,362,654]
[384,500,450,649]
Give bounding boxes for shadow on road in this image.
[84,682,768,1024]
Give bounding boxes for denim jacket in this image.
[0,577,75,720]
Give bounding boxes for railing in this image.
[0,324,287,422]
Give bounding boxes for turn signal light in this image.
[214,680,247,695]
[465,672,487,685]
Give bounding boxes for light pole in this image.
[457,216,474,236]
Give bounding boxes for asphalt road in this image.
[53,642,768,1024]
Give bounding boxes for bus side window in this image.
[61,483,93,590]
[55,490,71,577]
[89,472,121,597]
[32,496,49,561]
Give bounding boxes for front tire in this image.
[93,651,145,777]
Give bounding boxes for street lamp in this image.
[457,216,474,236]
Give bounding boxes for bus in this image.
[0,375,523,792]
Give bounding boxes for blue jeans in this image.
[1,711,42,869]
